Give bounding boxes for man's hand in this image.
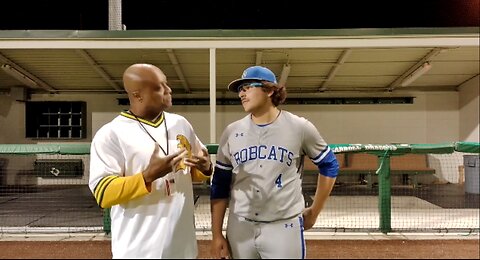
[303,175,336,230]
[211,235,231,259]
[143,145,187,184]
[184,147,212,174]
[302,206,319,230]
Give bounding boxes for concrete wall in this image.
[459,75,480,142]
[0,91,463,144]
[0,90,473,185]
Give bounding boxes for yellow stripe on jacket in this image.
[93,173,149,209]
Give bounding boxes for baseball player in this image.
[210,66,339,259]
[89,63,213,259]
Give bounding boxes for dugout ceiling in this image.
[0,28,478,99]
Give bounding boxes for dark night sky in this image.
[0,0,478,30]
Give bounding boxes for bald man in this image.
[89,63,213,259]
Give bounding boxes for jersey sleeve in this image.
[93,174,150,208]
[190,135,212,182]
[210,125,233,199]
[89,126,149,208]
[302,120,339,178]
[89,126,124,192]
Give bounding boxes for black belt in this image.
[242,217,274,224]
[240,214,301,224]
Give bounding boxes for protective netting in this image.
[0,142,478,234]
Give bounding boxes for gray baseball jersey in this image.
[212,110,335,222]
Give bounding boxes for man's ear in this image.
[267,89,274,97]
[132,91,143,102]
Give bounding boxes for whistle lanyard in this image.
[130,111,169,156]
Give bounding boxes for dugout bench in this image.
[302,153,435,188]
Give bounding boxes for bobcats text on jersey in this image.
[233,144,294,166]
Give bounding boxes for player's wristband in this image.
[204,162,213,176]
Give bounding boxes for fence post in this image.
[103,208,111,235]
[377,152,392,233]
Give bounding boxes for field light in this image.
[1,64,39,88]
[400,62,432,87]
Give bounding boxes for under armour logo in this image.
[235,133,244,137]
[284,223,294,228]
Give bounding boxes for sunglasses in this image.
[237,82,263,92]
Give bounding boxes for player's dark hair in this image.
[262,81,286,106]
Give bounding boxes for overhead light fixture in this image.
[400,62,432,87]
[279,64,291,86]
[1,64,39,88]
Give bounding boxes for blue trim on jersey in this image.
[215,160,233,170]
[299,215,306,259]
[315,149,339,178]
[210,167,233,199]
[312,146,331,164]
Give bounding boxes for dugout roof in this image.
[0,27,478,98]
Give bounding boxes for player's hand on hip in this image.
[211,235,231,259]
[184,147,212,173]
[302,207,319,230]
[143,145,187,184]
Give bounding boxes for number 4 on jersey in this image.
[275,174,283,188]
